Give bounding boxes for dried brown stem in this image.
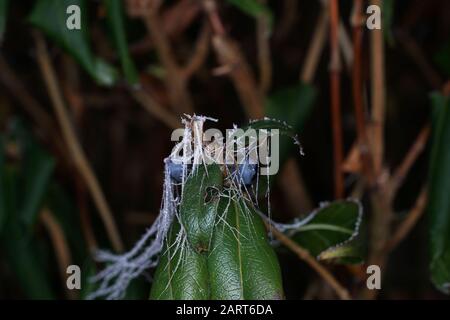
[389,125,430,196]
[265,220,351,300]
[40,208,76,299]
[204,0,314,215]
[0,56,51,130]
[211,35,265,118]
[300,7,329,83]
[329,0,344,199]
[34,32,124,252]
[144,5,193,114]
[363,0,389,299]
[351,0,373,184]
[0,55,66,155]
[320,0,353,72]
[386,187,428,252]
[203,0,225,36]
[369,0,386,178]
[182,23,211,79]
[129,0,201,55]
[131,89,181,129]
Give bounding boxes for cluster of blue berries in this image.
[166,159,257,185]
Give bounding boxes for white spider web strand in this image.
[87,115,215,300]
[87,161,177,300]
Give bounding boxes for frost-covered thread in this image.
[87,115,301,300]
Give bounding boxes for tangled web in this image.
[87,115,298,300]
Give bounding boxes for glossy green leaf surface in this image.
[0,122,57,298]
[151,165,284,300]
[208,196,284,299]
[179,165,223,253]
[20,142,55,228]
[29,0,117,86]
[428,93,450,294]
[317,241,364,265]
[150,221,209,300]
[290,200,363,259]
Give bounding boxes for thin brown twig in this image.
[131,88,181,129]
[351,0,373,184]
[363,0,389,299]
[204,0,314,215]
[386,187,428,252]
[320,0,353,72]
[389,125,430,196]
[265,220,351,300]
[257,0,272,95]
[33,32,124,252]
[203,0,225,36]
[143,5,193,114]
[1,55,101,253]
[0,56,53,133]
[0,55,67,158]
[61,55,99,253]
[369,0,386,178]
[40,208,76,299]
[182,22,211,79]
[128,0,201,55]
[329,0,344,199]
[300,7,329,83]
[211,35,265,118]
[338,22,354,72]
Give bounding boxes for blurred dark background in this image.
[0,0,449,299]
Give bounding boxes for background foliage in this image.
[0,0,449,299]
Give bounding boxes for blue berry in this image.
[235,160,257,185]
[166,159,184,182]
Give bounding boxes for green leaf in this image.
[289,200,363,259]
[245,118,297,141]
[246,85,316,195]
[208,196,284,299]
[227,0,273,29]
[0,121,55,229]
[47,182,87,261]
[0,0,9,44]
[318,241,364,265]
[2,225,57,299]
[29,0,118,86]
[428,93,450,294]
[434,42,450,77]
[150,221,210,300]
[79,260,98,300]
[382,0,395,46]
[20,142,55,228]
[0,121,60,298]
[0,164,56,299]
[179,164,223,253]
[104,0,139,85]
